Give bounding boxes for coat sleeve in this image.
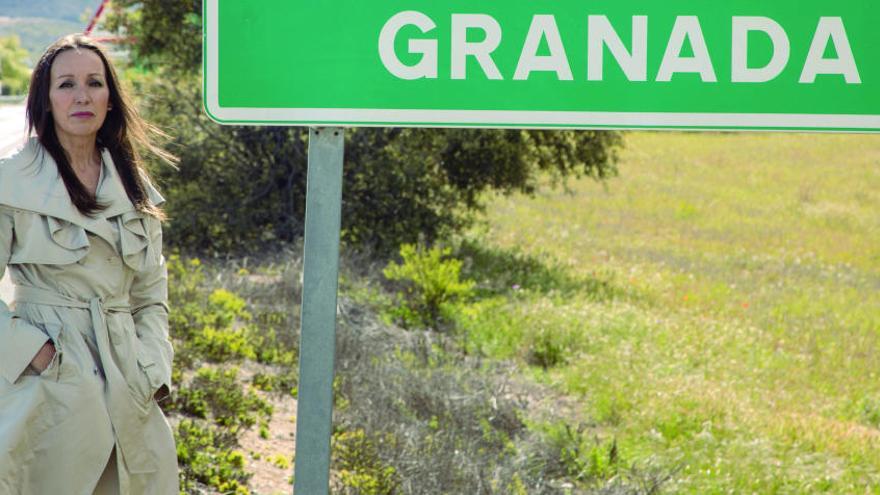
[0,206,50,384]
[129,215,173,400]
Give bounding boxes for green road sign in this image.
[204,0,880,132]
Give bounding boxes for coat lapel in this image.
[0,137,164,251]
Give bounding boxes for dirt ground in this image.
[236,372,298,494]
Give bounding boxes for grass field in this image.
[459,132,880,493]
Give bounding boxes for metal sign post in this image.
[293,128,345,494]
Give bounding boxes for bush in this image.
[333,429,400,495]
[190,324,255,362]
[167,256,283,367]
[175,419,251,494]
[383,243,475,329]
[173,366,273,431]
[166,255,208,341]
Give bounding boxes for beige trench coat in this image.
[0,139,178,494]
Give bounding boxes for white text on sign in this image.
[378,12,861,84]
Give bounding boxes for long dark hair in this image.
[25,34,175,219]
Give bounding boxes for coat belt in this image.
[13,285,158,474]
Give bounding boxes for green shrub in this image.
[383,244,475,329]
[269,453,291,470]
[165,255,301,494]
[164,249,669,494]
[190,324,255,362]
[249,323,297,367]
[166,257,264,365]
[161,252,672,494]
[176,419,251,494]
[206,289,251,327]
[173,367,273,431]
[250,370,298,398]
[333,429,400,495]
[251,373,276,392]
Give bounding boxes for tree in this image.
[0,35,31,95]
[105,1,621,255]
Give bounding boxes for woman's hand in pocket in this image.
[29,341,57,373]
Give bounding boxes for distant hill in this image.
[0,0,97,23]
[0,0,97,63]
[0,17,82,62]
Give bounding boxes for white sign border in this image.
[204,0,880,132]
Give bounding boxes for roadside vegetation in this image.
[165,249,670,494]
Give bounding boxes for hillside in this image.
[0,16,81,60]
[0,0,95,60]
[0,0,95,23]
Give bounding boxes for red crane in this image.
[84,0,135,44]
[84,0,109,36]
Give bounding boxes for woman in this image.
[0,34,178,493]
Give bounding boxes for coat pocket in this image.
[129,344,160,409]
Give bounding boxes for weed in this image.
[860,395,880,428]
[207,289,251,326]
[269,454,291,470]
[525,326,572,369]
[540,422,626,482]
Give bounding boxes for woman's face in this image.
[48,49,110,145]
